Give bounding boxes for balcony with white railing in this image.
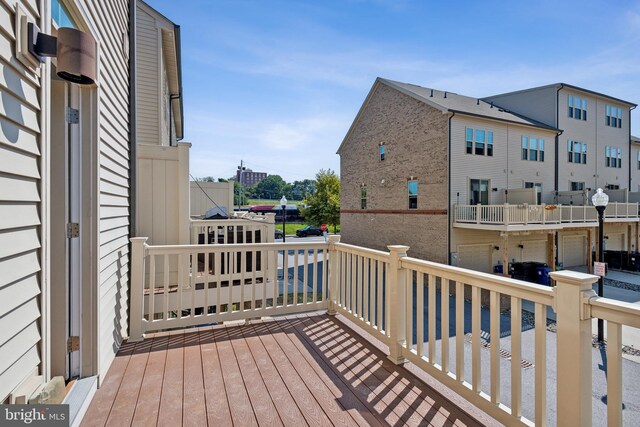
[453,203,639,230]
[83,236,640,427]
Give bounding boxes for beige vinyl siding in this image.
[77,0,131,378]
[450,116,556,208]
[136,6,159,146]
[631,143,640,191]
[0,0,43,402]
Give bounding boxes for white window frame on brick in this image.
[360,185,367,209]
[605,146,622,168]
[567,140,587,164]
[465,127,493,157]
[605,105,623,128]
[568,95,587,121]
[521,136,545,162]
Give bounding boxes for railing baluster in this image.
[283,247,289,307]
[428,273,436,364]
[229,250,235,313]
[177,253,184,319]
[377,260,383,332]
[490,290,501,404]
[190,252,196,317]
[251,248,256,311]
[341,251,346,308]
[312,249,318,303]
[405,269,413,351]
[204,248,209,316]
[358,255,364,319]
[416,272,424,358]
[240,248,246,312]
[149,254,155,322]
[607,321,623,427]
[364,258,370,324]
[456,281,464,382]
[441,279,450,373]
[163,254,170,319]
[272,248,278,308]
[350,253,356,313]
[471,286,481,393]
[535,302,547,426]
[511,296,522,418]
[303,249,309,305]
[321,248,327,302]
[293,247,299,306]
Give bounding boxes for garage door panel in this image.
[605,233,624,251]
[458,244,492,273]
[563,236,586,267]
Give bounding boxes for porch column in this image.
[550,270,597,427]
[547,232,555,272]
[129,237,148,342]
[501,234,509,276]
[327,235,341,315]
[628,224,633,254]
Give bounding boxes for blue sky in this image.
[148,0,640,183]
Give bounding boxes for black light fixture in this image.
[26,22,97,85]
[592,188,609,342]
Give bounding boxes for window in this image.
[568,95,587,121]
[570,181,585,191]
[605,105,623,128]
[637,151,640,170]
[605,146,622,168]
[567,140,587,164]
[466,128,493,156]
[522,135,545,162]
[408,180,418,209]
[605,184,620,190]
[379,144,385,161]
[360,186,367,209]
[524,182,542,204]
[52,0,76,28]
[470,179,489,205]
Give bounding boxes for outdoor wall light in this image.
[493,246,500,251]
[16,4,97,85]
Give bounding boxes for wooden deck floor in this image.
[81,313,481,427]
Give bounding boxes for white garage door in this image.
[563,236,586,267]
[523,240,547,263]
[605,233,624,251]
[458,244,492,273]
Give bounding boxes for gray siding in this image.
[136,6,159,146]
[483,86,558,127]
[0,0,42,401]
[77,0,131,378]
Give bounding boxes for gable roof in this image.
[632,135,640,144]
[337,78,560,154]
[486,83,637,108]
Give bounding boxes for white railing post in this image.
[524,203,529,225]
[327,235,341,315]
[541,203,546,224]
[387,245,410,365]
[551,270,598,427]
[129,237,148,342]
[476,204,481,224]
[504,203,509,225]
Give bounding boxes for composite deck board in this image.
[239,322,309,427]
[198,326,233,427]
[224,324,284,427]
[253,321,334,427]
[215,324,259,427]
[80,341,136,427]
[131,333,170,426]
[157,330,185,427]
[183,329,207,427]
[105,339,153,427]
[261,319,360,427]
[82,313,482,427]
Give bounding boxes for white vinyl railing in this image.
[130,235,639,426]
[190,213,276,245]
[454,203,638,226]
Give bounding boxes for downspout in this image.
[555,84,564,269]
[129,1,137,238]
[448,111,455,265]
[630,105,637,190]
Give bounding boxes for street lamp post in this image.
[591,188,609,342]
[280,195,287,243]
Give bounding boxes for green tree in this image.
[302,169,340,232]
[253,175,289,200]
[290,179,316,200]
[194,176,215,182]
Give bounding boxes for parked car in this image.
[274,229,284,239]
[296,226,323,237]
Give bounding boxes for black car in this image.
[274,229,284,239]
[295,226,323,237]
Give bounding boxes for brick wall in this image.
[339,82,450,263]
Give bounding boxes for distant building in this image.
[237,168,267,186]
